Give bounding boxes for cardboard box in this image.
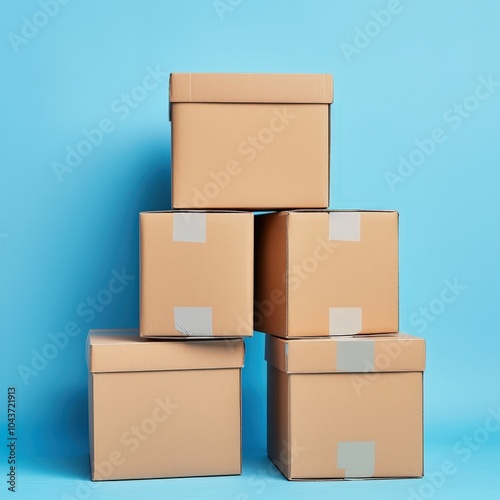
[254,210,398,337]
[140,210,253,338]
[169,73,333,210]
[87,329,244,480]
[266,333,425,480]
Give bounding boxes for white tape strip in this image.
[336,339,375,372]
[329,212,361,242]
[337,441,376,478]
[173,213,206,243]
[174,307,213,336]
[329,307,362,335]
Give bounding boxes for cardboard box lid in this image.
[265,333,425,374]
[170,73,333,104]
[140,210,250,214]
[88,330,245,373]
[288,209,398,215]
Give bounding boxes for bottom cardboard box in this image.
[266,333,425,480]
[87,329,244,480]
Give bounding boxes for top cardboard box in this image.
[169,73,333,210]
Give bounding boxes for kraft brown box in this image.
[87,329,244,480]
[266,333,425,480]
[140,210,253,338]
[254,210,398,337]
[169,73,333,210]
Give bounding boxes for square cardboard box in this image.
[254,210,398,337]
[88,330,244,480]
[140,210,253,338]
[170,73,333,210]
[266,333,425,480]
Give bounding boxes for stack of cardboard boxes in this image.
[87,73,425,482]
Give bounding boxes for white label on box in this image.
[337,441,376,478]
[329,307,362,335]
[329,212,361,241]
[173,212,206,243]
[336,339,375,372]
[174,307,213,336]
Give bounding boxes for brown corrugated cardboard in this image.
[88,330,244,480]
[140,210,253,338]
[254,210,398,337]
[266,333,425,480]
[169,73,333,210]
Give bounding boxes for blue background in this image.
[1,0,500,498]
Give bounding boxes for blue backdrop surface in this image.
[1,0,499,498]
